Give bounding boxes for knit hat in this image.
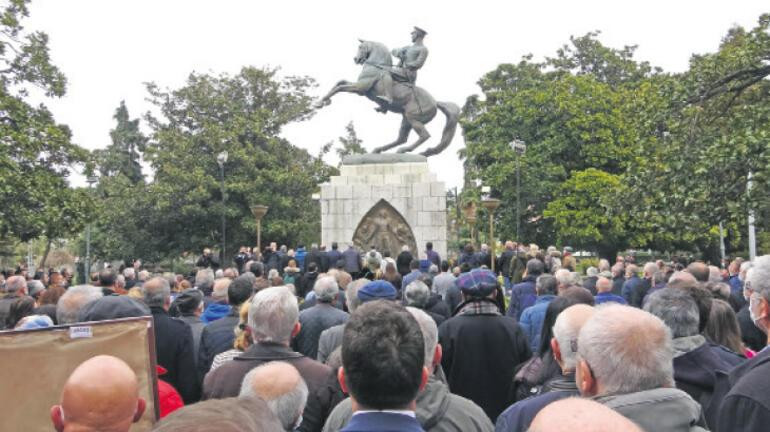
[357,280,397,303]
[456,269,498,298]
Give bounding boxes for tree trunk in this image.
[38,237,52,270]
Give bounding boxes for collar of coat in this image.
[236,342,305,361]
[456,299,502,316]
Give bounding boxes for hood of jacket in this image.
[414,376,452,429]
[200,303,231,324]
[595,387,707,432]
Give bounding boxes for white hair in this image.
[248,286,299,344]
[115,274,125,288]
[598,259,611,272]
[195,269,215,290]
[748,255,770,302]
[708,265,722,283]
[313,276,339,303]
[578,305,674,395]
[554,269,572,287]
[142,277,171,308]
[215,269,224,279]
[267,269,280,280]
[123,267,135,279]
[643,262,658,277]
[643,288,699,338]
[239,362,308,431]
[553,306,590,370]
[586,267,598,277]
[212,278,231,302]
[404,280,431,308]
[57,285,103,324]
[137,270,150,281]
[344,279,367,312]
[406,307,438,367]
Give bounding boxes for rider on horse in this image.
[377,27,429,112]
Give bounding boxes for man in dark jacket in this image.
[497,241,516,290]
[297,263,320,299]
[143,277,200,404]
[507,259,544,321]
[396,245,414,277]
[644,288,743,427]
[342,244,362,277]
[304,244,324,274]
[425,242,441,268]
[621,264,643,306]
[325,243,343,273]
[0,275,27,329]
[611,263,625,296]
[717,255,770,432]
[197,275,253,379]
[202,286,331,432]
[292,276,349,359]
[439,269,531,421]
[174,289,205,364]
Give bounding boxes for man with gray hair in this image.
[316,278,367,363]
[143,277,199,403]
[195,268,215,299]
[583,266,599,295]
[202,287,331,427]
[621,264,642,306]
[404,279,448,326]
[0,275,28,329]
[497,305,595,431]
[56,285,103,324]
[200,277,231,324]
[519,275,558,352]
[576,304,707,431]
[323,307,494,432]
[645,288,742,426]
[553,268,572,294]
[239,361,308,431]
[123,267,137,290]
[292,276,349,359]
[717,255,770,432]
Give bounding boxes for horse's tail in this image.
[421,101,460,157]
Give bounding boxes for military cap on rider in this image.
[413,26,427,37]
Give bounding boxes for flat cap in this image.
[456,269,498,298]
[357,280,397,303]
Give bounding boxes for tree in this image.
[94,101,147,183]
[0,0,90,243]
[335,121,365,159]
[142,67,336,260]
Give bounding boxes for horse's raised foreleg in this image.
[314,80,356,108]
[373,116,411,153]
[396,116,430,153]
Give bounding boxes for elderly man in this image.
[404,280,447,326]
[583,267,599,295]
[644,287,742,426]
[50,355,146,432]
[575,305,708,430]
[687,261,710,283]
[620,264,642,306]
[507,259,544,320]
[717,255,770,432]
[324,307,493,432]
[202,286,330,430]
[143,277,199,403]
[198,275,254,378]
[528,398,642,432]
[439,269,531,421]
[626,262,657,308]
[201,277,231,324]
[518,275,558,352]
[594,276,626,305]
[293,276,349,359]
[173,289,205,362]
[497,304,595,432]
[553,268,572,294]
[123,267,138,290]
[56,285,103,324]
[610,263,625,296]
[0,275,28,329]
[154,397,281,431]
[239,362,308,431]
[317,279,368,363]
[335,301,426,432]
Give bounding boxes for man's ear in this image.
[576,359,595,396]
[550,338,562,365]
[432,344,443,368]
[50,405,64,432]
[291,322,301,338]
[419,366,429,391]
[133,398,146,423]
[337,367,348,394]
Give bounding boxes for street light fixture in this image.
[217,151,228,265]
[462,201,478,248]
[481,197,501,272]
[509,139,527,241]
[84,175,98,283]
[250,204,269,252]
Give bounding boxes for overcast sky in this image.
[26,0,767,189]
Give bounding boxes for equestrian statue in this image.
[314,27,460,157]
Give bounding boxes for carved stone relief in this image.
[352,199,417,257]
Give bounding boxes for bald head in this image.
[239,361,308,430]
[595,276,612,294]
[51,355,145,432]
[212,278,232,302]
[668,271,698,288]
[686,262,709,282]
[529,398,642,432]
[5,275,27,295]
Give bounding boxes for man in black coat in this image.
[143,277,200,404]
[396,246,414,277]
[342,244,362,277]
[325,242,343,273]
[717,255,770,432]
[197,275,254,379]
[439,269,531,421]
[304,244,324,274]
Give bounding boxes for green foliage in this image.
[0,0,90,243]
[335,121,365,160]
[94,101,147,183]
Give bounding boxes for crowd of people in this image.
[1,240,769,432]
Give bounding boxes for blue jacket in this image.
[621,275,643,305]
[200,303,231,324]
[342,412,424,432]
[519,295,556,353]
[728,275,743,295]
[295,247,307,269]
[507,276,538,320]
[595,292,628,305]
[402,269,423,291]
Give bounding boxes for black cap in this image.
[174,289,203,314]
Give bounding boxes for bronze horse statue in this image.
[314,40,459,157]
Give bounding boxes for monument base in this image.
[320,154,447,259]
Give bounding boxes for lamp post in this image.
[462,201,478,249]
[250,204,269,252]
[84,175,98,283]
[217,151,228,265]
[510,139,527,241]
[482,196,501,273]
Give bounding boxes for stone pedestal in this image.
[320,154,447,259]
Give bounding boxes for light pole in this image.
[84,175,98,283]
[250,204,269,253]
[217,151,228,265]
[462,201,478,249]
[510,139,527,241]
[481,195,501,272]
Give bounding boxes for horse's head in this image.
[354,39,371,65]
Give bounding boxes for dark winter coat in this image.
[507,276,538,321]
[342,248,361,275]
[149,306,200,404]
[397,250,414,276]
[197,308,239,380]
[292,303,349,360]
[716,347,770,432]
